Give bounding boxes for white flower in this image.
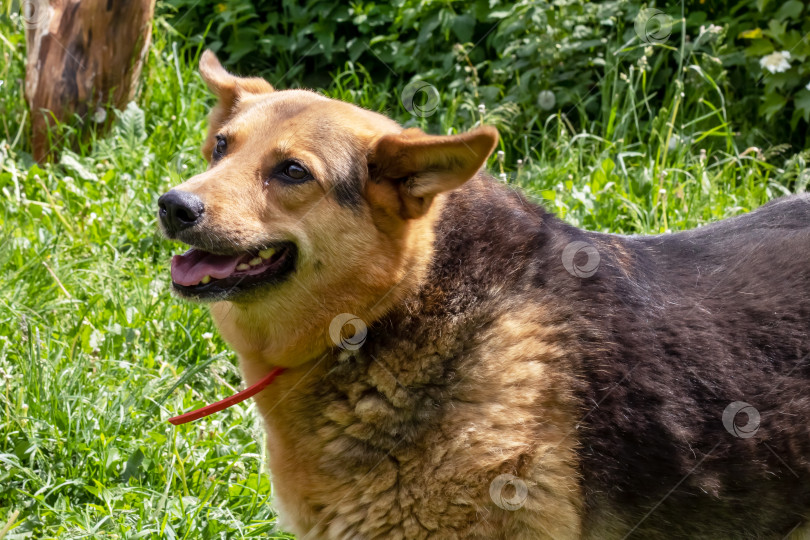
[89,329,103,350]
[806,81,810,91]
[149,279,165,298]
[760,51,791,74]
[202,332,213,340]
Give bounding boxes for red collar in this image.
[168,366,286,425]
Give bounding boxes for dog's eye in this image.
[213,135,227,160]
[278,162,311,183]
[285,163,308,179]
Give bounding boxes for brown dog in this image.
[159,51,810,539]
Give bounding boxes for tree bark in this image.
[23,0,156,162]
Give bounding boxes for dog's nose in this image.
[158,190,204,235]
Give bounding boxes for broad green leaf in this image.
[775,0,804,21]
[795,90,810,123]
[761,92,788,120]
[744,39,774,57]
[451,13,476,43]
[60,153,98,182]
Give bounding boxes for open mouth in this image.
[170,242,297,300]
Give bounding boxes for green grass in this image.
[0,7,807,540]
[0,19,288,540]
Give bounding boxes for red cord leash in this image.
[167,366,286,425]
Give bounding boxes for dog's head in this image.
[159,51,497,366]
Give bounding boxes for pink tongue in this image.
[171,250,241,286]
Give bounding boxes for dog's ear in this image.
[199,50,273,110]
[366,126,498,220]
[199,50,273,159]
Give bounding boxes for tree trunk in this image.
[23,0,156,162]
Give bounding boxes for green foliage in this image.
[735,0,810,126]
[0,18,291,539]
[161,0,810,154]
[160,0,650,142]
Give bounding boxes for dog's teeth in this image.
[249,257,262,266]
[201,275,211,284]
[236,263,250,271]
[259,247,276,259]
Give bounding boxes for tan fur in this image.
[168,52,582,538]
[250,303,583,539]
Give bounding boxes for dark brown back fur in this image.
[371,179,810,538]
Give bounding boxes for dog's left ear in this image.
[199,50,274,158]
[367,126,498,220]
